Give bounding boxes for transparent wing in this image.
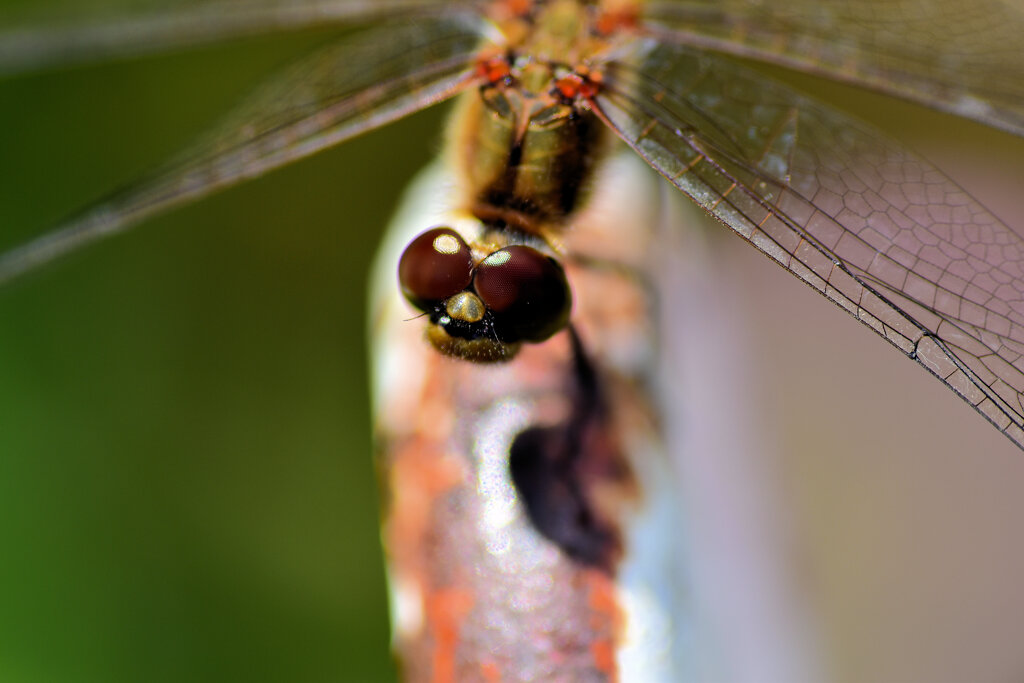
[644,0,1024,136]
[593,37,1024,449]
[0,16,485,283]
[0,0,481,76]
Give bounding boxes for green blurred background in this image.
[2,2,1024,683]
[0,4,440,680]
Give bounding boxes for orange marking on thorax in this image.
[476,54,512,84]
[594,2,640,36]
[554,67,604,100]
[502,0,534,18]
[427,588,476,683]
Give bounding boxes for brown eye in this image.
[398,227,474,311]
[473,245,571,343]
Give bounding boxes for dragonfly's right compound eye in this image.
[473,245,571,344]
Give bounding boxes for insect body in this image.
[395,1,621,363]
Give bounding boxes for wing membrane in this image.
[594,37,1024,448]
[0,0,479,76]
[0,16,484,283]
[644,0,1024,136]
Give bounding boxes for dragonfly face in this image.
[2,0,1024,679]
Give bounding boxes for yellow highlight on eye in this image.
[432,234,462,255]
[483,250,511,267]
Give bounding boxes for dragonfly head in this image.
[398,227,572,362]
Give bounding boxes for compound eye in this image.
[398,227,474,311]
[473,245,571,343]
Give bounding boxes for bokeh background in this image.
[1,2,1024,682]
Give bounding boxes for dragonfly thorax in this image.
[451,61,609,236]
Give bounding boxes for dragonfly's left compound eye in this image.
[474,245,571,343]
[397,227,474,311]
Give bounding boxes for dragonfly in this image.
[1,0,1023,680]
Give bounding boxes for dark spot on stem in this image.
[508,328,629,571]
